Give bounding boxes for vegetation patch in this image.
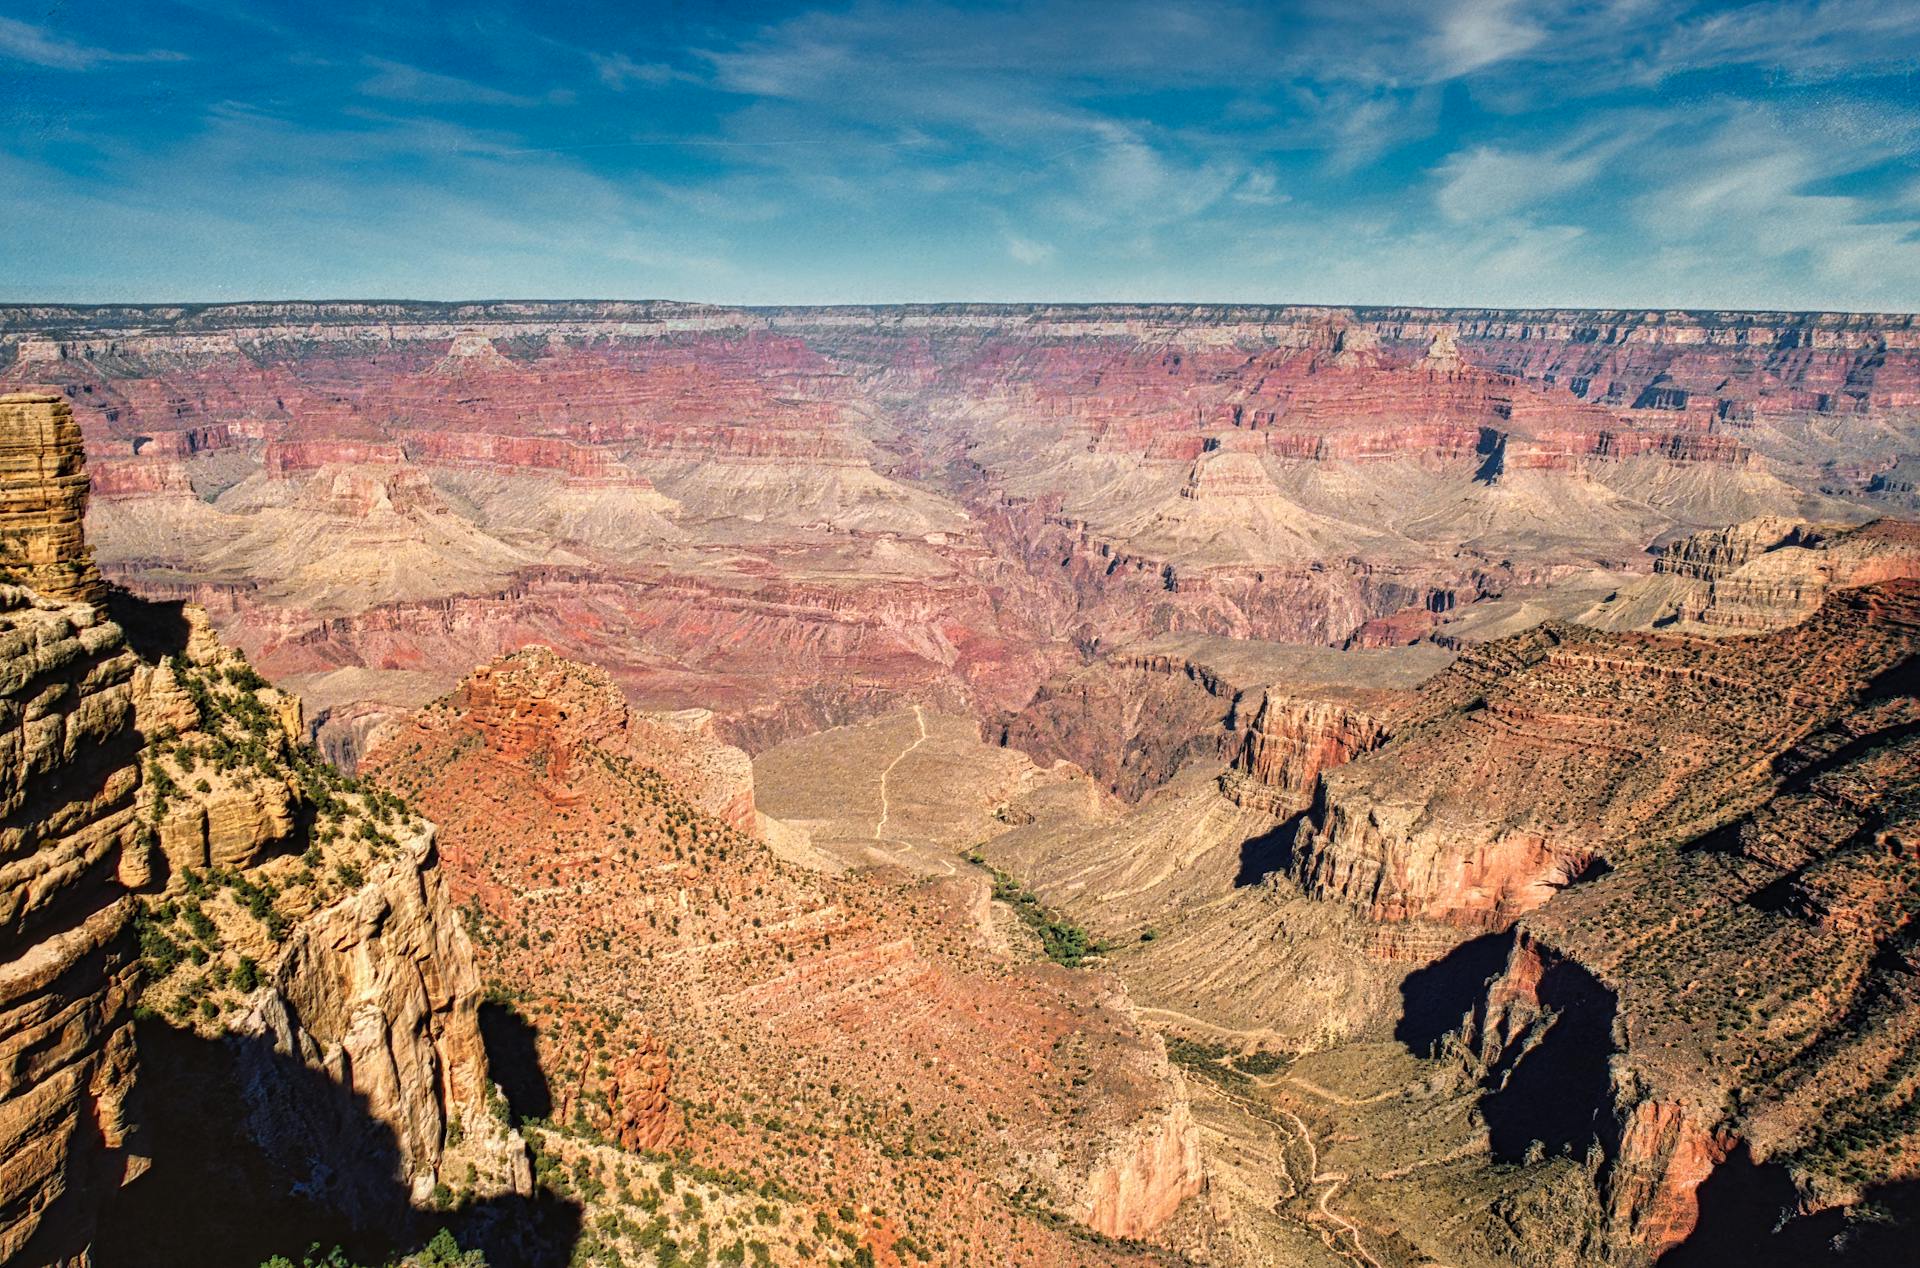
[963,852,1107,968]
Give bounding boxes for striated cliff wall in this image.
[0,587,142,1265]
[0,393,105,607]
[1235,693,1388,802]
[0,413,530,1264]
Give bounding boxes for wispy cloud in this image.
[1427,0,1547,76]
[356,58,541,108]
[1432,129,1637,223]
[1005,232,1056,265]
[0,17,184,70]
[590,53,694,90]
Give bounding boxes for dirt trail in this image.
[872,705,928,840]
[1194,1053,1384,1268]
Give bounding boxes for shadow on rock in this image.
[1477,956,1615,1164]
[1393,932,1510,1056]
[104,588,194,662]
[1233,813,1302,887]
[96,1015,581,1268]
[479,999,553,1122]
[1662,1161,1920,1268]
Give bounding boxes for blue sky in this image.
[2,1,1917,309]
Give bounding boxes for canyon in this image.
[0,301,1916,1266]
[3,302,1913,763]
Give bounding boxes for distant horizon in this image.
[3,2,1917,312]
[2,295,1916,321]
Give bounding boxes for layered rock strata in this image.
[0,418,529,1265]
[0,586,141,1265]
[0,393,105,606]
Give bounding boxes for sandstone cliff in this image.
[0,586,141,1265]
[0,410,530,1265]
[0,393,105,606]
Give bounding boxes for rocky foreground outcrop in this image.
[0,406,530,1265]
[0,585,141,1265]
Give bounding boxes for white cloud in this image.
[0,17,183,70]
[1006,233,1056,265]
[1233,167,1288,205]
[1432,132,1628,223]
[1428,0,1547,76]
[356,58,539,108]
[590,53,690,90]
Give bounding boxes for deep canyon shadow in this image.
[96,1017,580,1268]
[104,588,194,662]
[1394,932,1511,1056]
[1477,957,1616,1164]
[479,999,553,1122]
[1233,813,1302,887]
[1662,1157,1920,1267]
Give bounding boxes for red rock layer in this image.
[1290,582,1920,930]
[364,649,1207,1258]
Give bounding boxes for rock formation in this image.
[0,419,530,1265]
[0,392,106,606]
[0,585,141,1265]
[3,300,1917,1264]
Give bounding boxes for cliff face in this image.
[0,587,141,1266]
[1235,693,1388,802]
[237,824,531,1217]
[8,301,1903,776]
[1286,586,1920,930]
[1209,580,1920,1266]
[0,412,529,1265]
[0,393,105,607]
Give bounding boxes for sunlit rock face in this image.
[1,301,1907,767]
[0,416,530,1266]
[0,392,106,607]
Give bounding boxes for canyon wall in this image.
[0,407,530,1265]
[0,586,142,1265]
[1,301,1908,758]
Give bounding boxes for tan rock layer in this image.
[0,394,105,607]
[0,587,143,1264]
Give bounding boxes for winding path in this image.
[1189,1050,1384,1268]
[873,705,929,841]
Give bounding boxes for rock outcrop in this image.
[0,418,530,1265]
[0,393,105,606]
[1287,585,1920,929]
[236,823,531,1217]
[1236,693,1388,802]
[0,586,141,1265]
